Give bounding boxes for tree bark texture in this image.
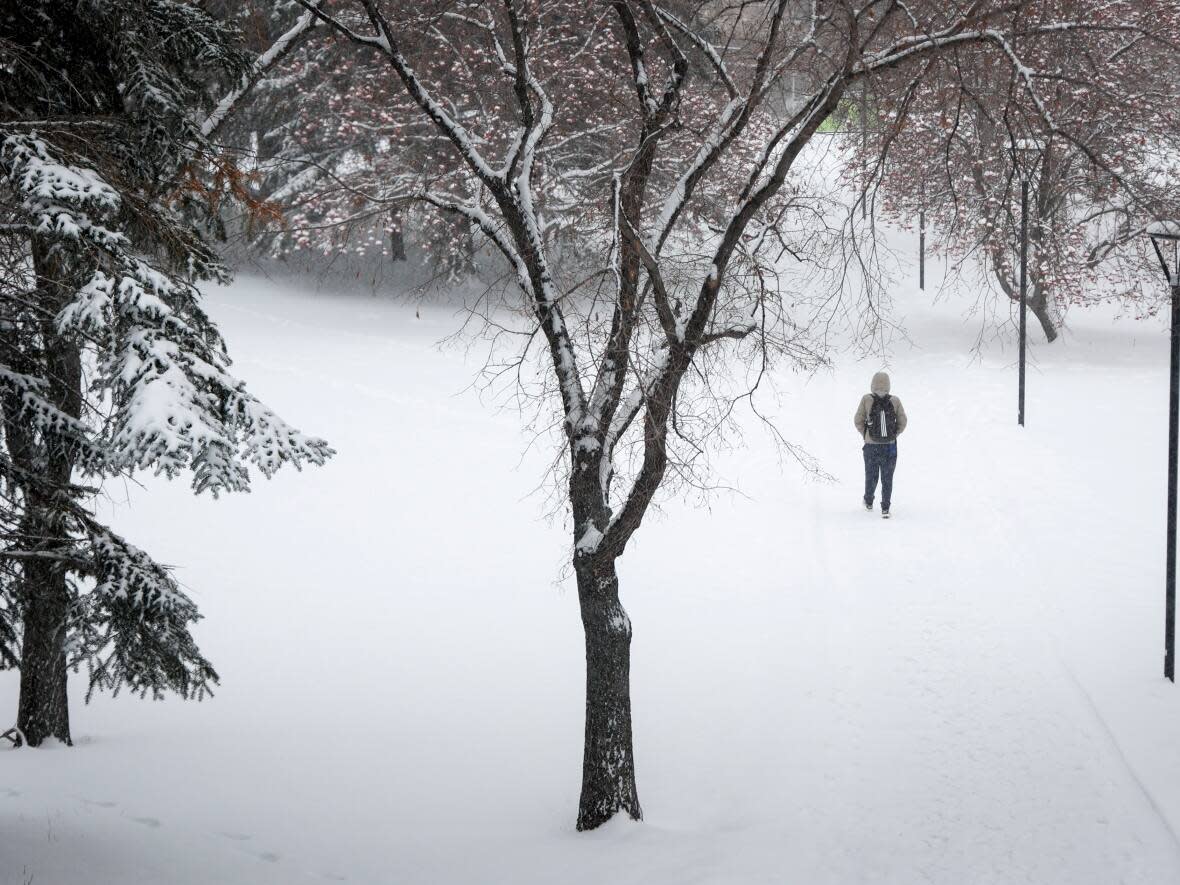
[1029,291,1059,343]
[575,555,640,830]
[11,239,82,746]
[990,261,1060,344]
[389,208,406,262]
[16,549,72,746]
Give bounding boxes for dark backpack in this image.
[867,394,898,442]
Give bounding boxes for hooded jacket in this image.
[854,371,907,444]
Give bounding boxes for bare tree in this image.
[845,3,1180,341]
[292,0,1177,829]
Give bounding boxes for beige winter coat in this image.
[854,371,907,444]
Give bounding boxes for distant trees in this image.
[845,2,1180,341]
[208,1,482,276]
[0,0,331,746]
[218,1,783,279]
[292,0,1176,829]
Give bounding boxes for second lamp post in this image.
[1013,138,1043,427]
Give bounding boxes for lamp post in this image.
[1148,221,1180,682]
[919,208,926,291]
[918,176,926,291]
[1012,138,1044,427]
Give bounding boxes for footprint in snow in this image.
[217,834,280,864]
[81,798,117,808]
[131,816,161,828]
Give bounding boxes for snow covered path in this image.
[4,274,1180,884]
[797,483,1180,884]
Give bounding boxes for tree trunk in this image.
[575,555,641,830]
[389,208,406,262]
[1029,292,1059,342]
[15,553,71,746]
[11,238,82,747]
[990,252,1060,344]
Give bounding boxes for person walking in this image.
[854,371,907,518]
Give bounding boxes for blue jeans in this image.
[863,443,897,510]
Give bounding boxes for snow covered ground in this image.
[4,253,1180,884]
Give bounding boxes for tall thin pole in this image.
[1019,178,1028,427]
[919,210,926,290]
[1166,277,1179,681]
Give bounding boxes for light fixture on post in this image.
[1148,220,1180,682]
[1011,137,1044,427]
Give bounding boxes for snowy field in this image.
[4,254,1180,884]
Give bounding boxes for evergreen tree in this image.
[0,0,332,746]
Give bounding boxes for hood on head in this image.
[871,371,890,396]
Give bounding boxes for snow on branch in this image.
[91,271,334,495]
[655,7,737,98]
[1,135,124,249]
[201,4,323,140]
[293,0,503,186]
[650,0,800,255]
[73,521,218,702]
[0,367,107,474]
[2,133,333,496]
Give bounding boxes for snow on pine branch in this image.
[74,269,333,495]
[2,132,333,495]
[0,367,108,474]
[73,523,217,701]
[1,135,124,249]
